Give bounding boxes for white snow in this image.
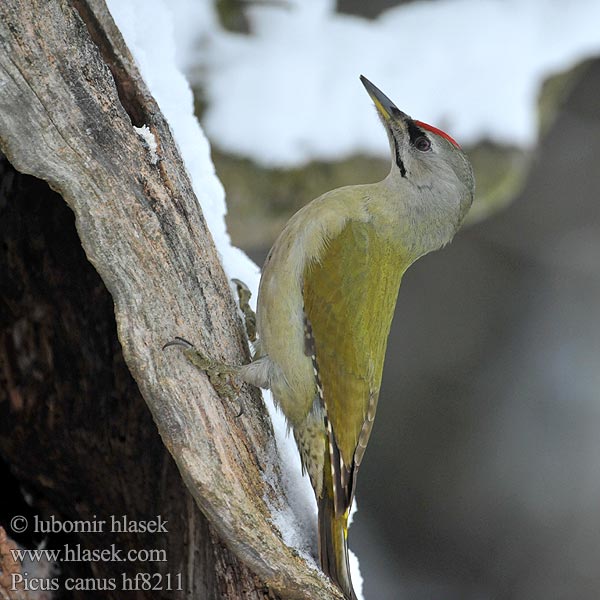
[262,427,319,564]
[105,0,337,593]
[185,0,600,167]
[349,549,365,598]
[133,124,159,164]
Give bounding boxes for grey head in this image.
[360,75,475,231]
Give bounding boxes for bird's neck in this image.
[366,170,464,260]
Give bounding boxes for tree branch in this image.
[0,1,341,598]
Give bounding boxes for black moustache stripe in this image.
[392,136,406,178]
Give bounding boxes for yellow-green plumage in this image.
[256,184,417,600]
[304,219,409,473]
[302,215,412,600]
[249,78,473,600]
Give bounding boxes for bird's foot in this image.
[163,337,244,416]
[232,278,257,343]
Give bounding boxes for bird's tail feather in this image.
[318,494,357,600]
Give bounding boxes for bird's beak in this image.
[360,75,408,123]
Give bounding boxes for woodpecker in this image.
[167,76,474,600]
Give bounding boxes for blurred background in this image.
[172,1,600,598]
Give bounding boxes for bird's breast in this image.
[256,187,373,424]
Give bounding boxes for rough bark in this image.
[0,156,277,599]
[0,1,341,598]
[0,527,28,600]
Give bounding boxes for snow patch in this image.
[186,0,600,167]
[133,125,159,164]
[349,548,364,599]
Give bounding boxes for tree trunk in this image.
[0,154,276,599]
[0,1,341,599]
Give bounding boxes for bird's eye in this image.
[414,136,431,152]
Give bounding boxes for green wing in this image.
[303,219,406,507]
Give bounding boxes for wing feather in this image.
[303,220,405,509]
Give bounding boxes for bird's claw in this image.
[162,336,194,350]
[232,278,257,342]
[163,336,243,415]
